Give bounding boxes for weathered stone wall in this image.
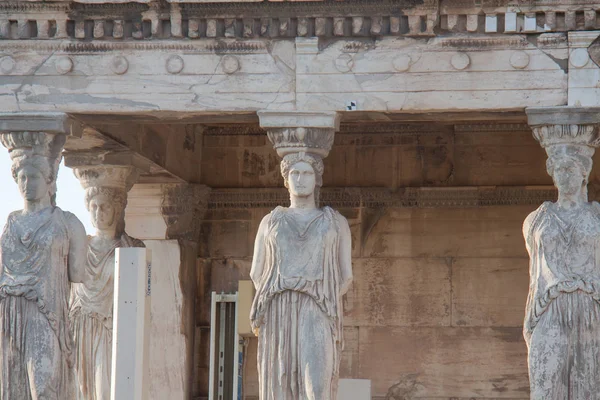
[193,122,600,399]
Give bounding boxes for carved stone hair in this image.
[280,152,324,188]
[3,132,65,207]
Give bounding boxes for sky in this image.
[0,149,95,234]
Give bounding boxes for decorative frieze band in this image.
[0,0,599,41]
[207,186,558,210]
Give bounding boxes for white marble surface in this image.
[524,121,600,399]
[70,165,143,400]
[250,152,353,400]
[568,32,600,107]
[0,34,571,114]
[0,131,86,400]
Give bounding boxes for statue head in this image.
[11,155,55,203]
[74,166,138,238]
[85,186,127,235]
[280,152,324,203]
[2,132,65,207]
[546,144,593,200]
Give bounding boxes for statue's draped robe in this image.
[250,206,351,400]
[70,233,144,400]
[0,207,77,400]
[524,201,600,399]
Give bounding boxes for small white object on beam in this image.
[111,248,152,400]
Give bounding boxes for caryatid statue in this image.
[0,132,86,400]
[250,122,353,400]
[523,122,600,399]
[69,166,144,400]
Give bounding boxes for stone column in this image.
[525,106,600,399]
[125,183,210,400]
[0,112,86,400]
[64,160,145,400]
[253,111,352,400]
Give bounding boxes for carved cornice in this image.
[207,186,558,209]
[454,123,529,132]
[0,0,597,41]
[434,36,530,50]
[0,40,268,54]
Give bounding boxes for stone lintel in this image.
[257,111,341,130]
[126,183,211,242]
[258,110,340,158]
[527,106,600,127]
[0,112,85,137]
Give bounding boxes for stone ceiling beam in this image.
[63,125,197,183]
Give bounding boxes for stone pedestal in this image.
[125,183,210,400]
[112,247,152,400]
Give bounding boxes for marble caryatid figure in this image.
[524,124,600,399]
[0,132,86,400]
[70,166,144,400]
[250,151,353,400]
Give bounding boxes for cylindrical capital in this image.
[257,111,340,158]
[526,106,600,148]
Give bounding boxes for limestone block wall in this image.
[193,122,600,399]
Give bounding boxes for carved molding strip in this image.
[208,186,558,209]
[0,40,268,53]
[0,0,595,41]
[454,123,530,132]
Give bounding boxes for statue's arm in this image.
[250,214,269,288]
[338,214,353,296]
[522,209,538,258]
[66,213,87,283]
[522,208,539,336]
